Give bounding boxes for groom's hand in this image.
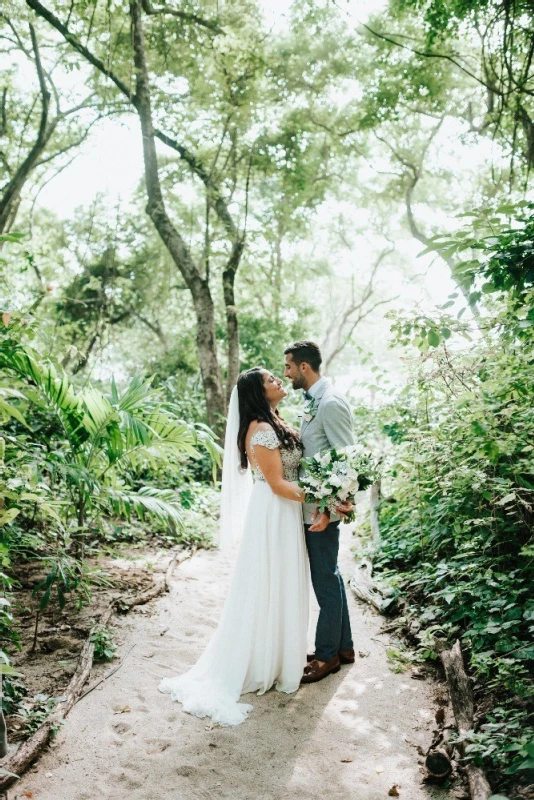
[309,508,330,532]
[335,500,353,519]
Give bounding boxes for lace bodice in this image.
[249,428,301,483]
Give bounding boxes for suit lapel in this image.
[300,381,329,435]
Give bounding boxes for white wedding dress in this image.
[158,428,309,726]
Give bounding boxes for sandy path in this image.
[13,534,450,800]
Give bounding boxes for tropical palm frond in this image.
[116,374,155,413]
[105,486,184,527]
[144,412,199,455]
[80,388,119,438]
[119,410,153,448]
[0,387,26,400]
[195,424,223,464]
[106,420,124,464]
[0,343,86,443]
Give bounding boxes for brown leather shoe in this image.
[307,649,355,664]
[301,656,341,684]
[339,648,355,664]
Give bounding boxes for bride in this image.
[158,367,310,726]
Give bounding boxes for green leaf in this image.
[0,664,23,677]
[0,508,20,525]
[0,398,29,427]
[0,768,20,778]
[428,330,440,347]
[497,493,516,506]
[81,388,117,436]
[39,586,52,612]
[517,759,534,770]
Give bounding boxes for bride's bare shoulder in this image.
[247,420,272,433]
[254,421,273,431]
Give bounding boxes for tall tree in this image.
[0,13,115,235]
[24,0,267,428]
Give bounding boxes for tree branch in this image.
[0,87,7,138]
[359,21,499,94]
[140,0,223,35]
[0,22,51,232]
[26,0,133,99]
[25,0,241,243]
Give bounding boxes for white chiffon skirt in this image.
[158,481,310,726]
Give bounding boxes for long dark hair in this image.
[236,367,301,469]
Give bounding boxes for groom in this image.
[284,341,355,684]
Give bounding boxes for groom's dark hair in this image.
[284,340,322,373]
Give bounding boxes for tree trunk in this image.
[517,104,534,169]
[129,0,225,432]
[370,479,381,544]
[192,282,226,430]
[223,239,244,405]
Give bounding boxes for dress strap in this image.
[250,428,280,450]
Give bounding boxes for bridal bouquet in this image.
[299,445,381,522]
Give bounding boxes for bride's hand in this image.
[309,508,330,532]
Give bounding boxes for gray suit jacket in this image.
[299,380,354,524]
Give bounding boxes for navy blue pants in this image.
[305,521,353,662]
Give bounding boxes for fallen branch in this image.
[117,546,194,610]
[441,640,492,800]
[76,642,137,705]
[0,604,114,791]
[116,576,166,611]
[165,545,195,592]
[349,557,387,611]
[425,726,454,780]
[0,547,193,791]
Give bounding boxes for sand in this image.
[12,533,451,800]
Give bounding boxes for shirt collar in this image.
[306,376,327,399]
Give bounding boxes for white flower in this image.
[320,452,332,467]
[317,485,332,498]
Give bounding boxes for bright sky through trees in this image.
[29,0,465,313]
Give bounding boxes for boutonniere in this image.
[302,396,319,422]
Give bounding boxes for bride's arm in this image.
[251,428,305,502]
[254,445,305,502]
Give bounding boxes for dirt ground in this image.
[9,533,454,800]
[4,553,157,747]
